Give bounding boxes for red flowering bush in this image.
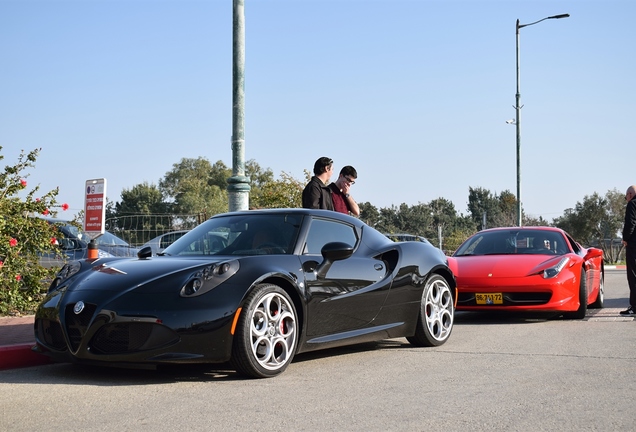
[0,147,69,315]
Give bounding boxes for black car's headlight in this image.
[180,260,240,297]
[48,261,82,292]
[543,257,570,279]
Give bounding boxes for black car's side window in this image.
[303,219,357,255]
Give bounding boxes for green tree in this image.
[117,182,166,216]
[399,203,433,237]
[523,214,551,227]
[554,192,605,245]
[467,187,518,229]
[443,219,477,254]
[0,147,69,315]
[428,198,457,248]
[467,187,499,230]
[246,159,274,187]
[498,190,518,227]
[159,157,229,219]
[553,189,625,261]
[255,171,304,209]
[359,202,380,228]
[372,203,432,238]
[375,205,401,234]
[208,160,233,189]
[246,160,277,208]
[112,182,170,244]
[363,199,476,254]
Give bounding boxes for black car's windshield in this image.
[162,213,303,256]
[454,230,568,257]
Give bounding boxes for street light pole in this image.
[514,13,569,227]
[228,0,250,212]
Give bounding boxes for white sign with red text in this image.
[84,178,107,239]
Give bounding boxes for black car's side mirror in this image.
[137,246,153,259]
[315,242,354,279]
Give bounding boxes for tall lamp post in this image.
[515,13,569,226]
[228,0,250,212]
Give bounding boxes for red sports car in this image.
[447,227,604,319]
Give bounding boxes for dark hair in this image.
[339,165,357,178]
[313,157,333,175]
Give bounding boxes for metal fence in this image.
[104,213,207,247]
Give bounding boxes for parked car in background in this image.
[447,226,604,319]
[93,230,140,257]
[141,230,189,256]
[385,233,433,245]
[39,218,137,268]
[35,209,456,378]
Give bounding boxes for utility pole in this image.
[228,0,250,211]
[514,13,569,226]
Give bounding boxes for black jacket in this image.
[623,197,636,246]
[302,176,334,210]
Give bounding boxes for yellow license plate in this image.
[475,293,503,305]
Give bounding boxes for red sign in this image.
[84,178,107,238]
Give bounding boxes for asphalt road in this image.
[1,270,633,432]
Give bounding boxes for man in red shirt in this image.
[329,166,360,216]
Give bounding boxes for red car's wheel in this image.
[590,269,604,309]
[564,269,587,320]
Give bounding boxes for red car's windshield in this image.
[454,230,568,257]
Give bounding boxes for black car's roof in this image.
[211,208,363,226]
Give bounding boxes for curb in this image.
[0,343,52,371]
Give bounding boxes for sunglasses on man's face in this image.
[344,177,355,185]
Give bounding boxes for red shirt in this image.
[329,183,350,214]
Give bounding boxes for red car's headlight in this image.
[543,257,570,279]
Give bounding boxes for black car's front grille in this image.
[90,322,179,354]
[36,319,67,351]
[458,292,551,306]
[65,302,97,351]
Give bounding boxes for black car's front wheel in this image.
[407,274,454,347]
[231,284,298,378]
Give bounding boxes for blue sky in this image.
[2,0,633,222]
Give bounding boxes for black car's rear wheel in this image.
[231,284,298,378]
[407,274,454,347]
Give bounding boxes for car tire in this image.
[407,274,454,347]
[589,269,604,309]
[231,283,298,378]
[564,269,587,319]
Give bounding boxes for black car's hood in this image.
[62,256,234,294]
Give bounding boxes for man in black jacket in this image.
[302,157,334,210]
[620,185,636,315]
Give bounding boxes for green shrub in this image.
[0,147,69,316]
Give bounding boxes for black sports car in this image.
[34,209,456,378]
